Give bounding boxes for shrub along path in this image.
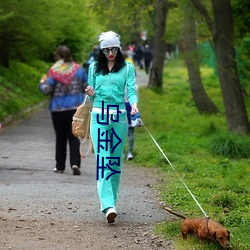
[0,69,174,249]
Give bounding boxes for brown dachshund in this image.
[163,207,231,249]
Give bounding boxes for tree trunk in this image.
[184,4,218,114]
[147,0,169,89]
[212,0,250,134]
[191,0,250,134]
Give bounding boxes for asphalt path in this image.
[0,105,166,223]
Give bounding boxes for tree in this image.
[184,1,218,114]
[91,0,155,47]
[0,0,98,66]
[232,0,250,96]
[191,0,250,134]
[232,0,250,40]
[148,0,177,89]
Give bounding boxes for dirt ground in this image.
[0,71,174,250]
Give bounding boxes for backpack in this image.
[72,95,93,158]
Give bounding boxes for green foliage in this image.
[154,221,181,240]
[0,0,100,66]
[165,2,184,44]
[210,134,250,159]
[0,60,49,122]
[92,0,155,45]
[129,58,250,249]
[236,37,250,95]
[210,191,238,209]
[232,0,250,39]
[165,0,213,45]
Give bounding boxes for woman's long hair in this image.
[95,48,126,75]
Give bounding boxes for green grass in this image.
[128,58,250,250]
[0,60,50,123]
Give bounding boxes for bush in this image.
[210,191,237,209]
[210,134,250,159]
[0,60,49,123]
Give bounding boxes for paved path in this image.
[0,71,173,249]
[135,68,149,88]
[0,106,164,223]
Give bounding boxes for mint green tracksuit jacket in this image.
[88,62,138,212]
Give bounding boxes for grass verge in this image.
[128,58,250,250]
[0,60,50,125]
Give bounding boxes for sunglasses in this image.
[102,47,119,55]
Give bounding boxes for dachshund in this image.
[162,207,231,249]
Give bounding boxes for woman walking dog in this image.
[86,31,138,223]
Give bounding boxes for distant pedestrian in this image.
[87,46,99,70]
[143,44,152,74]
[134,45,144,69]
[39,45,88,175]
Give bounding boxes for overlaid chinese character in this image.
[97,127,122,153]
[96,155,121,180]
[97,101,121,125]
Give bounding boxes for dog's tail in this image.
[162,206,187,220]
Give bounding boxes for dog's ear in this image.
[213,231,217,240]
[227,230,230,240]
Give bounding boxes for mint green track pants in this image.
[90,111,128,212]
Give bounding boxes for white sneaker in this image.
[127,152,133,160]
[53,168,64,173]
[106,207,117,223]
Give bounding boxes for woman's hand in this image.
[40,74,47,83]
[131,103,138,116]
[85,86,96,97]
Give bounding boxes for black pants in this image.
[127,127,134,152]
[125,102,134,153]
[144,59,151,74]
[51,110,80,171]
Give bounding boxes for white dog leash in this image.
[139,118,209,218]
